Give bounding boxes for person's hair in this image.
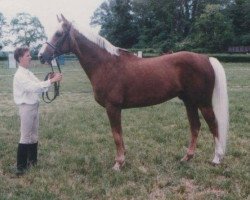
[14,47,30,63]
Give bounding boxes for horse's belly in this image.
[123,97,175,108]
[123,85,179,108]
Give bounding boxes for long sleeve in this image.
[13,66,51,105]
[16,72,51,93]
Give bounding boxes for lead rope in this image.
[42,58,61,103]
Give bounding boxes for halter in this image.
[42,25,71,103]
[46,25,72,59]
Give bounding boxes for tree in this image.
[228,0,250,45]
[9,13,47,51]
[192,4,234,52]
[131,0,173,50]
[0,13,5,49]
[91,0,237,52]
[91,0,138,48]
[0,12,7,39]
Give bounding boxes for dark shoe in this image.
[15,168,26,176]
[16,143,29,172]
[28,142,38,167]
[10,166,26,176]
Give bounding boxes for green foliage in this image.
[91,0,250,52]
[91,0,138,48]
[209,53,250,62]
[0,12,7,38]
[0,12,9,48]
[0,53,7,61]
[191,4,234,52]
[9,13,47,49]
[229,0,250,46]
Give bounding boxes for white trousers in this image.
[19,103,39,144]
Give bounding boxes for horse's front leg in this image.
[106,104,125,171]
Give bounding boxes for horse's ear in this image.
[61,14,68,23]
[57,15,62,23]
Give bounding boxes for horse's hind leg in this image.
[106,104,125,171]
[181,103,201,162]
[199,106,221,164]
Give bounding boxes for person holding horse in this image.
[13,47,62,175]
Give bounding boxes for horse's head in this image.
[39,14,72,64]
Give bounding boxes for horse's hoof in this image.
[181,154,194,162]
[212,154,223,165]
[212,158,221,165]
[212,160,220,165]
[112,161,125,171]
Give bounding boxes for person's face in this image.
[19,51,32,68]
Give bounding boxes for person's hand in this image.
[48,72,55,79]
[50,73,62,83]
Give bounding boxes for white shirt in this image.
[13,66,51,105]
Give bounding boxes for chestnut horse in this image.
[39,15,229,170]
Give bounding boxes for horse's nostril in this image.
[39,55,45,64]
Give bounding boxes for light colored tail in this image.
[209,57,229,164]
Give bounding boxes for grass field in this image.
[0,60,249,199]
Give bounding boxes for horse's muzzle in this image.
[39,55,45,64]
[39,54,52,64]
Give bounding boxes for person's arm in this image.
[16,73,62,93]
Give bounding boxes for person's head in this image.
[14,47,31,68]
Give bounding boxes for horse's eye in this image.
[55,32,63,37]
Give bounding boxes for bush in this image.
[209,54,250,62]
[128,48,250,62]
[0,52,7,61]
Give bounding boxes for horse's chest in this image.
[93,86,107,107]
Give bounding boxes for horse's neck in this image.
[72,34,117,79]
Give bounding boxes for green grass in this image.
[0,60,249,199]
